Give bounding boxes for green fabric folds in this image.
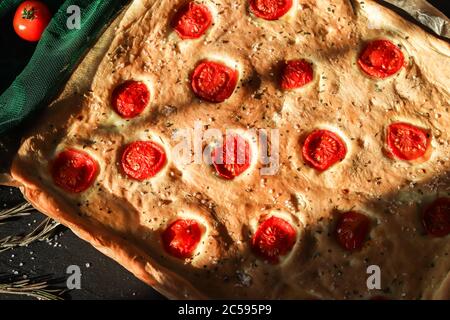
[0,0,128,133]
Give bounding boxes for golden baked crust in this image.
[11,0,450,299]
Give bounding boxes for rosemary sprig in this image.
[0,202,36,224]
[0,217,61,252]
[0,276,66,300]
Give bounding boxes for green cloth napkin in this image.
[0,0,128,134]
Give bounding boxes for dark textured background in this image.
[0,1,448,300]
[0,186,164,300]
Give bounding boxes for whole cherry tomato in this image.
[13,1,51,42]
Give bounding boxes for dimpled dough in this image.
[11,0,450,299]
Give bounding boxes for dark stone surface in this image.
[0,186,164,300]
[424,0,449,16]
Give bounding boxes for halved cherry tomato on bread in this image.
[386,122,430,161]
[191,60,238,103]
[172,2,212,39]
[281,59,313,90]
[335,211,370,251]
[251,216,297,264]
[112,81,150,119]
[358,39,404,78]
[121,141,166,181]
[423,198,450,237]
[13,1,51,42]
[212,134,251,179]
[51,149,98,193]
[249,0,293,21]
[302,129,347,171]
[162,219,203,259]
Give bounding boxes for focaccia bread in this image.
[11,0,450,299]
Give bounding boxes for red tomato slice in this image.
[191,61,238,103]
[423,198,450,237]
[302,129,347,171]
[335,211,370,251]
[13,1,51,42]
[51,149,98,193]
[121,141,166,181]
[112,81,150,119]
[172,1,212,39]
[281,59,313,90]
[358,39,404,78]
[162,219,203,259]
[251,216,297,264]
[212,134,251,179]
[249,0,293,20]
[387,122,430,161]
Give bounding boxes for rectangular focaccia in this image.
[11,0,450,299]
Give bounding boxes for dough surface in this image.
[11,0,450,299]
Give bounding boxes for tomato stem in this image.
[22,7,36,20]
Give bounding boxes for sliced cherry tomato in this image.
[423,198,450,237]
[358,39,404,78]
[302,129,347,171]
[335,211,370,251]
[251,216,297,264]
[51,149,98,193]
[112,81,150,119]
[191,60,238,103]
[249,0,293,20]
[162,219,203,259]
[212,134,251,179]
[387,122,430,161]
[121,141,166,181]
[281,59,313,90]
[172,1,212,39]
[13,1,51,42]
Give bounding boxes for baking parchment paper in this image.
[383,0,449,38]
